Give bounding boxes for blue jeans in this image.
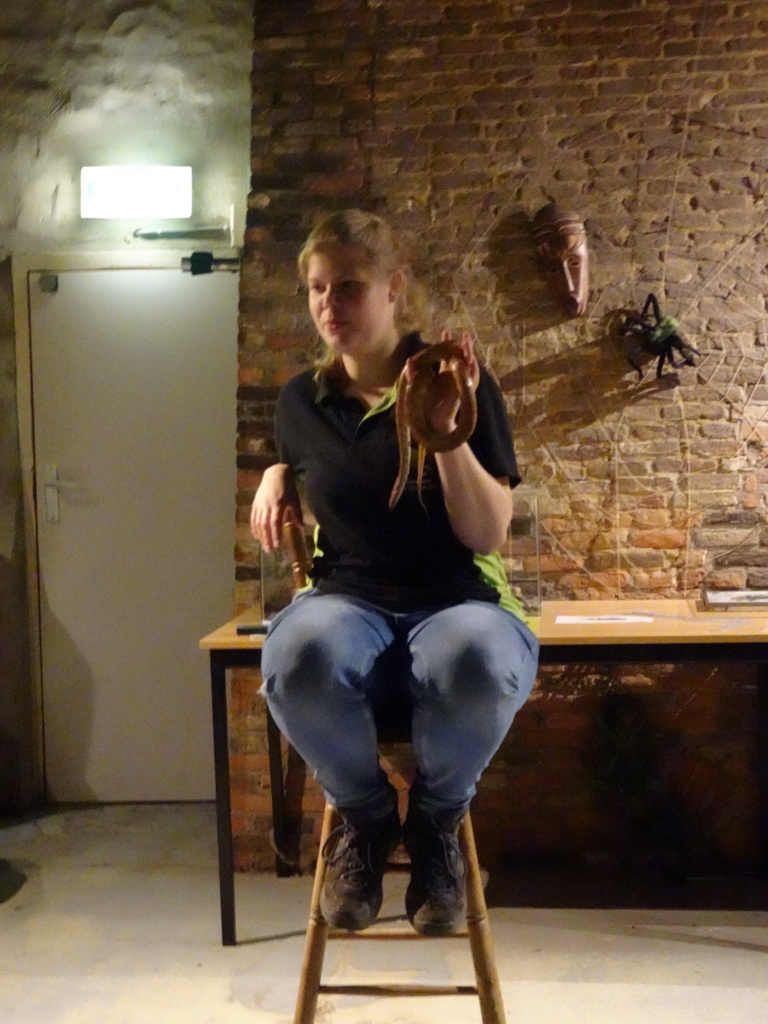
[260,590,539,819]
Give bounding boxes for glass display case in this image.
[506,488,542,615]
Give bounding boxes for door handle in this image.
[43,464,77,523]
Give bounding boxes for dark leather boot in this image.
[319,806,401,931]
[403,805,467,936]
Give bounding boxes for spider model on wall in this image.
[620,292,701,380]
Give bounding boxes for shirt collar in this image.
[314,331,425,406]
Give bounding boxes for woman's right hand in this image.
[249,463,303,553]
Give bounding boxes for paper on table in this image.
[555,614,654,624]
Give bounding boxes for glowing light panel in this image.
[80,166,193,219]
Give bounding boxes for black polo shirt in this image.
[275,333,523,613]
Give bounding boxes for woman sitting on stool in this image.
[250,209,539,936]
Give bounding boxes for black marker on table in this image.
[236,621,270,635]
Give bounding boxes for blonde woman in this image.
[251,209,539,936]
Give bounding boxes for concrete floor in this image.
[2,804,768,1024]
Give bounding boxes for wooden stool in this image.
[292,783,507,1023]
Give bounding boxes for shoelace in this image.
[421,832,467,896]
[321,823,370,877]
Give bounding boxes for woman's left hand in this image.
[406,329,479,436]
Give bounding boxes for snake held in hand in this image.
[388,340,478,509]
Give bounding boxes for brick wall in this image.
[232,0,768,873]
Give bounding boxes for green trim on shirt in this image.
[474,550,525,619]
[359,385,398,423]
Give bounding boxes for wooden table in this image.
[200,597,768,945]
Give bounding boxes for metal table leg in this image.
[210,651,236,945]
[757,663,768,877]
[266,705,293,876]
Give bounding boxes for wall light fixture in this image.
[80,165,193,219]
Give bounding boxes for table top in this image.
[199,606,267,651]
[199,598,768,652]
[538,598,768,646]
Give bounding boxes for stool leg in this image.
[461,813,507,1024]
[293,803,335,1024]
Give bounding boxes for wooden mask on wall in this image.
[532,202,589,318]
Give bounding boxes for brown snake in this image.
[388,340,478,509]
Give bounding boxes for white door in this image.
[30,267,238,802]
